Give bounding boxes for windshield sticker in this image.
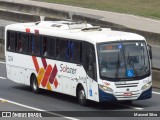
[106,45,113,50]
[127,69,134,77]
[118,44,122,49]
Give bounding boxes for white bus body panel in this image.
[6,52,99,102]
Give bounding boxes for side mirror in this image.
[147,44,152,60]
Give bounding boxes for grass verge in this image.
[35,0,160,19]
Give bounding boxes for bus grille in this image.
[115,82,139,88]
[115,90,140,99]
[114,81,140,100]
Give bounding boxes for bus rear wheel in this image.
[31,75,39,94]
[77,86,87,106]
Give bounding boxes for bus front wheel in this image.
[77,86,87,106]
[31,75,39,94]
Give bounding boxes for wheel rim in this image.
[79,89,85,102]
[33,79,37,91]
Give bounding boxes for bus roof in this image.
[5,21,145,44]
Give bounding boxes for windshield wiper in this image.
[127,53,138,77]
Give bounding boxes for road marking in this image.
[0,98,79,120]
[0,76,6,80]
[117,103,143,110]
[0,61,5,64]
[152,91,160,95]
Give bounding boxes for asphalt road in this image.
[0,62,160,120]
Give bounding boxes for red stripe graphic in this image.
[49,64,58,84]
[41,65,52,87]
[26,28,30,33]
[54,78,58,88]
[35,29,39,34]
[41,58,47,69]
[32,56,40,73]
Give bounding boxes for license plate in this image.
[124,92,132,96]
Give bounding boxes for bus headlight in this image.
[99,85,114,94]
[141,81,152,91]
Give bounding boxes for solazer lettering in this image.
[60,64,77,74]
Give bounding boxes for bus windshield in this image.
[97,41,150,81]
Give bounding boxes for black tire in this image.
[31,75,39,94]
[77,86,87,106]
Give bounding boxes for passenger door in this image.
[82,42,99,102]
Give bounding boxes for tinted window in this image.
[82,42,97,80]
[7,31,10,50]
[8,31,17,51]
[56,39,67,60]
[73,41,81,62]
[6,31,82,65]
[30,35,41,55]
[66,41,81,62]
[42,37,55,57]
[21,33,29,53]
[16,33,22,52]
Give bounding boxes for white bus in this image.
[5,21,152,105]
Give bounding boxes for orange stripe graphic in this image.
[37,68,45,87]
[47,82,52,91]
[32,56,40,73]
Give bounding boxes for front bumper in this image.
[137,87,152,100]
[99,87,152,102]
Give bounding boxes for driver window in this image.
[82,42,97,81]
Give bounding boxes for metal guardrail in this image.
[0,26,4,59]
[0,26,4,44]
[151,44,160,69]
[0,43,4,59]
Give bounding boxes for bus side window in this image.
[29,35,41,55]
[42,37,47,56]
[10,32,17,51]
[74,42,81,62]
[41,37,56,57]
[17,33,22,52]
[68,41,81,63]
[47,37,56,57]
[56,39,67,60]
[35,35,41,55]
[66,41,71,61]
[7,31,10,50]
[21,33,29,53]
[29,35,35,54]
